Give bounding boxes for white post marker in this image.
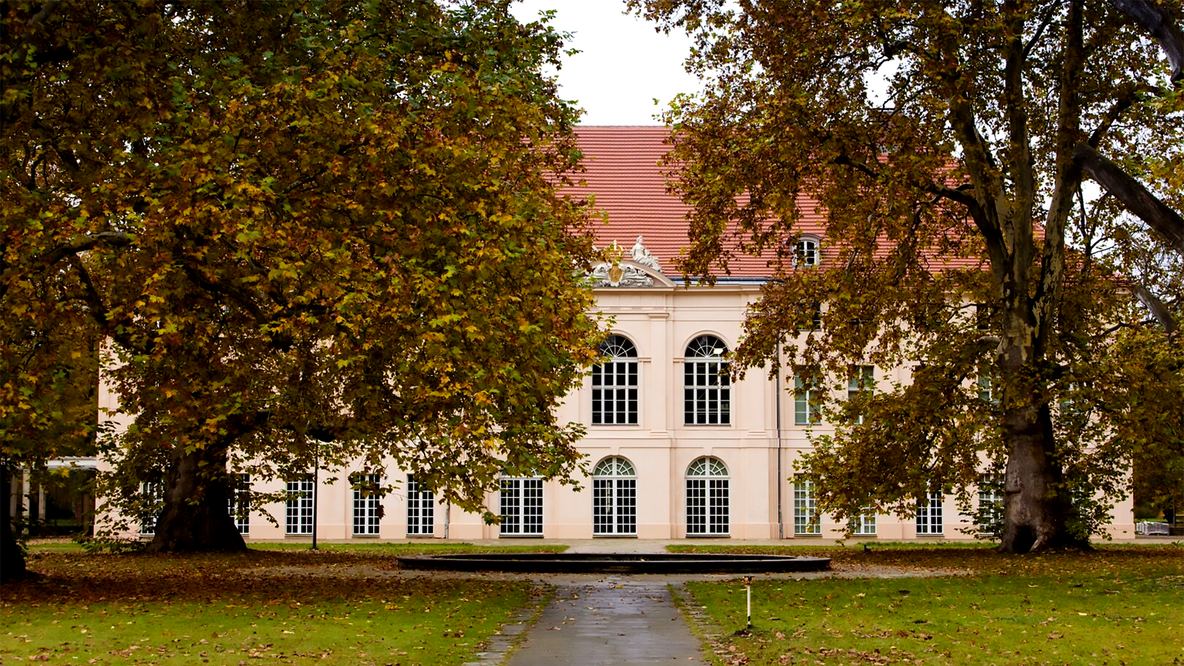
[743,575,753,629]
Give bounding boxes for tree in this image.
[0,267,98,582]
[633,0,1184,552]
[2,0,600,570]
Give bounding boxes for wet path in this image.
[503,579,705,665]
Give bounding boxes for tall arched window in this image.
[684,335,730,425]
[592,456,637,536]
[592,335,638,425]
[686,457,729,536]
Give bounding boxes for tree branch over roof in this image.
[1075,143,1184,257]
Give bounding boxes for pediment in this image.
[589,260,676,288]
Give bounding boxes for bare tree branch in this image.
[28,0,62,26]
[1134,283,1179,334]
[1107,0,1184,84]
[1076,143,1184,257]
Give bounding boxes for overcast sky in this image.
[510,1,700,126]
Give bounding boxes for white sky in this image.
[510,1,700,126]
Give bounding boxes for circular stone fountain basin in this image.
[396,552,830,574]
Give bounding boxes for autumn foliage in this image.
[2,0,601,579]
[634,0,1184,552]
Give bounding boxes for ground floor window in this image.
[352,473,382,536]
[793,479,821,536]
[593,457,637,536]
[286,476,314,535]
[230,473,250,535]
[686,457,729,536]
[139,481,163,536]
[977,474,1004,535]
[500,477,543,536]
[850,509,876,536]
[917,490,944,535]
[406,475,434,536]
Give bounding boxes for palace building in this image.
[101,126,1136,542]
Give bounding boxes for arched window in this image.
[592,456,637,536]
[592,335,638,425]
[795,238,820,268]
[684,335,730,425]
[686,457,729,536]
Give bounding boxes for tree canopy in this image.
[2,0,601,575]
[633,0,1184,552]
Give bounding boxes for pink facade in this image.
[98,127,1136,542]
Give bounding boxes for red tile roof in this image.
[568,126,983,279]
[569,126,822,279]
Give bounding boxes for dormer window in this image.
[795,238,819,268]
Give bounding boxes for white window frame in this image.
[592,335,639,426]
[286,476,314,536]
[794,376,822,425]
[139,481,163,536]
[229,473,250,535]
[406,475,434,536]
[793,479,821,536]
[977,474,1004,534]
[686,457,729,536]
[851,509,877,536]
[978,375,996,405]
[352,473,382,536]
[500,476,543,536]
[795,238,820,268]
[684,335,730,426]
[916,489,944,535]
[848,366,874,425]
[592,457,637,536]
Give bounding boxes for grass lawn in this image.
[1,542,559,665]
[673,544,1184,666]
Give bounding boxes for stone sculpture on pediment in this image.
[631,235,662,272]
[588,236,669,287]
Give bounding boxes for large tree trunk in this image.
[998,399,1085,553]
[146,444,246,553]
[1,464,29,583]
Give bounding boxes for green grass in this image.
[23,539,568,556]
[2,544,558,665]
[675,545,1184,666]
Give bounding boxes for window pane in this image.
[500,477,543,536]
[687,457,728,535]
[917,490,943,535]
[593,337,639,426]
[228,474,250,535]
[139,481,163,536]
[793,480,820,536]
[286,476,314,536]
[352,473,382,536]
